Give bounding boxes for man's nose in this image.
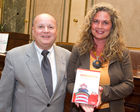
[44,27,48,32]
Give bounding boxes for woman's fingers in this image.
[80,103,95,112]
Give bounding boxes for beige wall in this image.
[34,0,65,41]
[94,0,140,48]
[64,0,94,42]
[25,0,94,42]
[25,0,70,42]
[24,0,140,47]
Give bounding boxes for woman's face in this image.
[91,11,112,40]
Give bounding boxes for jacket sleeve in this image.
[0,52,15,112]
[101,49,134,103]
[67,47,80,94]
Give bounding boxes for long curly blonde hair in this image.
[76,2,126,61]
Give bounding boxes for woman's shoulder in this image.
[120,48,130,61]
[72,45,79,53]
[122,48,130,55]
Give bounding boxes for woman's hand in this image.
[75,103,94,112]
[75,103,80,108]
[80,103,95,112]
[95,86,103,108]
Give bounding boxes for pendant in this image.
[92,57,102,69]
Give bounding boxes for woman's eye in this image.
[103,20,111,25]
[93,20,98,23]
[104,21,109,24]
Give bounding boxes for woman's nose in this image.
[98,22,103,28]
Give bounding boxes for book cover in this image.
[72,68,100,105]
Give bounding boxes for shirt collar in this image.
[34,42,54,55]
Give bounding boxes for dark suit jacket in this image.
[67,46,134,112]
[0,42,71,112]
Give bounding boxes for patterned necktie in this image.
[41,50,53,97]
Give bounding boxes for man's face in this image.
[32,14,57,50]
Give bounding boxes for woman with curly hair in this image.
[67,2,134,112]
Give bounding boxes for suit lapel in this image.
[25,42,49,98]
[80,52,90,69]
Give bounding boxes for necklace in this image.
[92,56,102,69]
[91,51,102,69]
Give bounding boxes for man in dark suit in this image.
[0,13,71,112]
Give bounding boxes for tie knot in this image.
[41,50,49,57]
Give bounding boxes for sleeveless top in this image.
[90,52,110,109]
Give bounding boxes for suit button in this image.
[47,104,50,107]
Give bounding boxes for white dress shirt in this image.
[34,42,57,92]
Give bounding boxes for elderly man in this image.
[0,13,71,112]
